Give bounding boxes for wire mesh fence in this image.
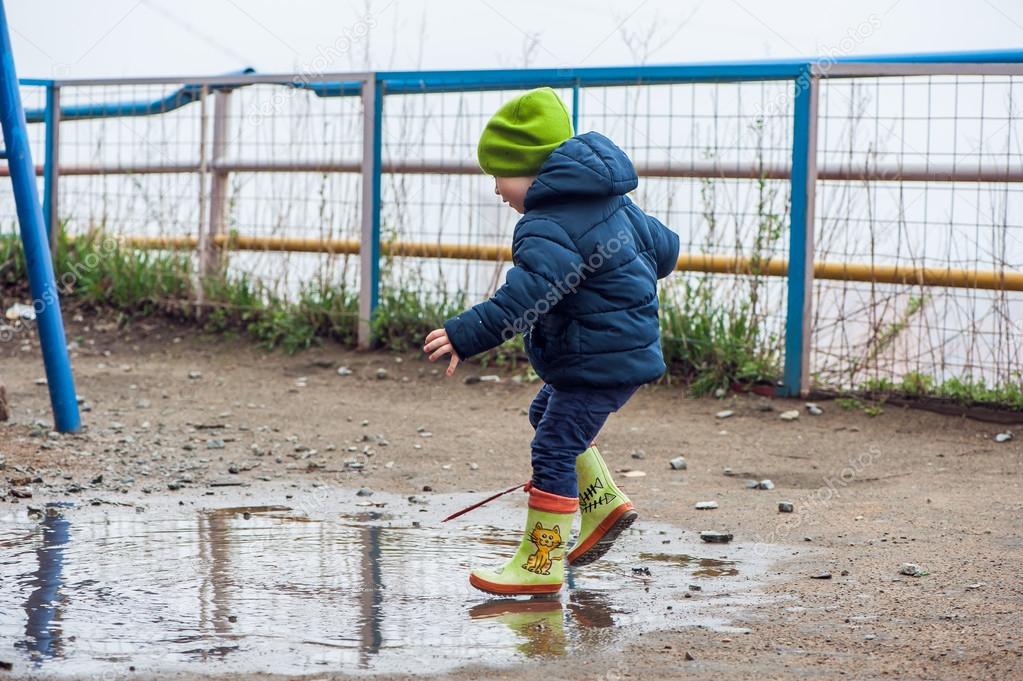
[1,63,1020,400]
[577,82,793,389]
[812,74,1022,393]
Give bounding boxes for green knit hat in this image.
[477,87,574,177]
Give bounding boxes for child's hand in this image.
[423,328,461,376]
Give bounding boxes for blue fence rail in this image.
[9,48,1023,402]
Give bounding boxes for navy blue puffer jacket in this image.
[444,132,680,389]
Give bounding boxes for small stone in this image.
[10,488,32,499]
[188,371,202,380]
[422,485,433,492]
[695,501,719,510]
[469,462,479,471]
[722,467,734,476]
[688,584,702,591]
[135,398,151,409]
[699,531,733,543]
[899,563,927,577]
[622,470,646,478]
[167,482,183,491]
[811,571,832,579]
[207,439,226,450]
[90,474,104,485]
[805,402,823,416]
[337,366,353,376]
[756,479,775,490]
[479,375,500,383]
[356,488,373,497]
[228,615,238,623]
[779,410,800,421]
[744,479,760,489]
[715,409,734,419]
[778,501,794,513]
[375,368,388,380]
[684,652,695,661]
[994,431,1014,443]
[965,583,983,590]
[631,450,646,460]
[713,388,726,398]
[669,456,687,470]
[34,377,47,386]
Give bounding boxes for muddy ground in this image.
[1,312,1021,680]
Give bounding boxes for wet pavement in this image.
[0,487,785,677]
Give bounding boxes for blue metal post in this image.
[571,79,580,132]
[371,77,383,315]
[0,0,81,432]
[780,66,819,398]
[42,82,58,251]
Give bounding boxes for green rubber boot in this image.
[469,485,578,596]
[568,446,638,566]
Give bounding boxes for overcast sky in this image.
[7,0,1022,80]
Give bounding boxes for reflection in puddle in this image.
[639,552,740,577]
[0,491,779,677]
[16,503,72,663]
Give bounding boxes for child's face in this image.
[494,176,534,214]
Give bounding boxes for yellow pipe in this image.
[102,233,1023,292]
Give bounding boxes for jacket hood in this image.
[524,131,638,210]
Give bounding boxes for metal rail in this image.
[4,160,1021,183]
[104,233,1023,293]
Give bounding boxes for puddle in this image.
[0,488,784,677]
[639,552,740,578]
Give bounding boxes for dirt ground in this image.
[1,312,1022,680]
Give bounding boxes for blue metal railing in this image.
[12,48,1023,403]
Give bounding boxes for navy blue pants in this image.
[527,383,639,498]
